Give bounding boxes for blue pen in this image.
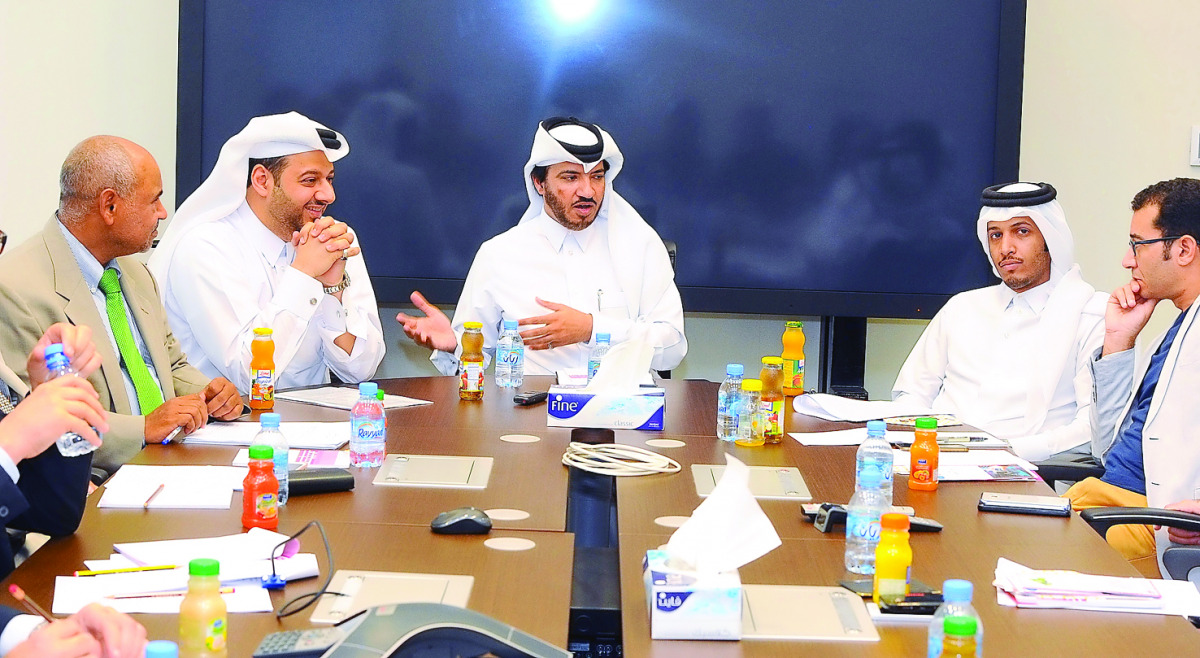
[161,426,183,445]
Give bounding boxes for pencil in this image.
[8,585,54,622]
[108,586,234,600]
[75,564,177,577]
[143,484,166,509]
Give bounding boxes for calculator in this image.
[252,627,346,657]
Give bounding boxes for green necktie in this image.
[97,268,163,414]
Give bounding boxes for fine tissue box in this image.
[643,549,742,640]
[546,386,665,431]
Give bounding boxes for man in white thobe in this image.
[397,117,686,376]
[892,182,1107,461]
[149,112,384,392]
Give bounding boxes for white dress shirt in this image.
[159,202,384,391]
[57,221,163,414]
[432,209,685,376]
[892,280,1105,460]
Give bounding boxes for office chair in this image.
[1079,507,1200,611]
[1034,453,1105,488]
[657,239,678,380]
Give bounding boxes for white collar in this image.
[531,209,601,254]
[231,202,293,264]
[1003,278,1054,315]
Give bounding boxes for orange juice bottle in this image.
[242,445,278,530]
[908,417,939,491]
[782,321,805,395]
[873,513,913,604]
[179,558,227,657]
[459,322,485,401]
[759,357,785,443]
[249,328,275,410]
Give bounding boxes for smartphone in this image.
[878,592,944,615]
[978,491,1071,517]
[513,391,548,406]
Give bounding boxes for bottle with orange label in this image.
[781,321,805,395]
[179,558,227,657]
[459,322,485,401]
[759,357,785,444]
[908,417,939,491]
[249,328,275,410]
[242,445,278,530]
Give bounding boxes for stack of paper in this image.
[993,558,1200,615]
[232,448,350,469]
[275,386,430,410]
[892,449,1038,481]
[98,465,246,509]
[185,421,350,449]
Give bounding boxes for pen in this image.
[108,586,235,600]
[143,484,166,508]
[161,426,184,445]
[75,564,178,577]
[8,585,54,622]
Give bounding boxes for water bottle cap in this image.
[144,640,180,658]
[377,390,385,401]
[188,557,220,576]
[859,466,882,488]
[503,319,518,330]
[942,579,974,602]
[248,444,274,460]
[726,363,744,376]
[943,615,977,636]
[44,343,66,357]
[260,412,281,428]
[740,378,762,392]
[359,382,379,396]
[596,333,610,343]
[915,417,938,430]
[866,420,886,434]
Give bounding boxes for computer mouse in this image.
[430,507,493,535]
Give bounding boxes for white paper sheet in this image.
[98,465,245,509]
[789,428,870,446]
[232,448,350,469]
[115,527,293,566]
[184,421,350,449]
[994,558,1200,616]
[892,448,1038,481]
[275,386,430,410]
[53,575,273,614]
[792,394,929,422]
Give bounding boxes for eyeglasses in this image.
[1129,235,1184,255]
[0,230,6,255]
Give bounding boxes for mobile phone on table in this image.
[513,390,548,406]
[878,592,944,615]
[978,492,1071,517]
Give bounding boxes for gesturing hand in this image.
[396,291,458,352]
[518,298,593,350]
[290,216,360,285]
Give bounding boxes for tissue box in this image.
[546,386,665,430]
[642,549,742,640]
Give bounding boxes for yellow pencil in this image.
[75,564,178,577]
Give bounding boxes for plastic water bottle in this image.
[350,382,385,467]
[588,333,611,382]
[927,579,983,658]
[845,466,888,574]
[496,320,524,388]
[716,363,744,441]
[43,343,100,457]
[254,413,289,506]
[857,419,895,503]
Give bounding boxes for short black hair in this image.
[246,155,291,188]
[530,159,610,186]
[1132,178,1200,254]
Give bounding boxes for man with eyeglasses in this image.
[1066,177,1200,577]
[892,182,1107,461]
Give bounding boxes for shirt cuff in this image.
[0,449,18,485]
[277,267,325,319]
[1091,346,1135,374]
[0,616,46,655]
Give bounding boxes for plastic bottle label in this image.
[846,512,881,542]
[255,493,277,520]
[250,369,274,402]
[784,358,804,390]
[206,618,227,651]
[353,420,384,441]
[460,362,483,392]
[760,399,783,437]
[911,460,937,484]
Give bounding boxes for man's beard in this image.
[545,191,599,231]
[269,186,308,234]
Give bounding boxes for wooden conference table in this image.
[2,376,1196,656]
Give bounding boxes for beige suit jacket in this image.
[0,216,210,474]
[0,355,28,401]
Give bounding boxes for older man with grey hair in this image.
[0,136,242,476]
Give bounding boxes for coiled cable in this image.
[561,442,681,476]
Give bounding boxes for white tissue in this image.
[665,454,782,573]
[585,338,655,393]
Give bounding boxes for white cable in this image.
[561,442,681,476]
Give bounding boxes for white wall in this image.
[6,1,1199,391]
[0,1,179,248]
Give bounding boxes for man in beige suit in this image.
[0,136,242,475]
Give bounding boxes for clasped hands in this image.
[290,216,360,290]
[397,292,593,352]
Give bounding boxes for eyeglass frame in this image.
[1129,235,1185,255]
[0,230,6,255]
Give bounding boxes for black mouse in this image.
[430,507,493,535]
